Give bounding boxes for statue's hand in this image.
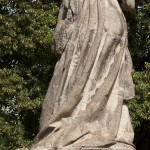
[119,0,135,12]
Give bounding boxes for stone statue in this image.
[18,0,136,149]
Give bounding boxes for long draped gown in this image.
[30,0,135,149]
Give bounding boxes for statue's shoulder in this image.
[119,0,135,12]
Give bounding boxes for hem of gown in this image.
[21,143,136,150]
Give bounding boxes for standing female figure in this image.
[30,0,136,149]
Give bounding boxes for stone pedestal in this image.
[17,144,136,150]
[16,142,136,150]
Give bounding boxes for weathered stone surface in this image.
[16,148,28,150]
[17,0,136,150]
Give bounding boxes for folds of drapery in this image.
[31,0,135,149]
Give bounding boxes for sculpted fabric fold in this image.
[29,0,135,149]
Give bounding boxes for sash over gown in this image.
[30,0,135,149]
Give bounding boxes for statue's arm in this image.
[118,0,135,12]
[54,0,69,55]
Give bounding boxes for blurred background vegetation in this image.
[0,0,149,149]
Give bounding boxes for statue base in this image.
[17,142,136,150]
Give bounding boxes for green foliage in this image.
[126,0,150,149]
[127,0,150,70]
[0,0,58,149]
[129,63,150,127]
[128,63,150,150]
[0,69,31,149]
[0,0,149,150]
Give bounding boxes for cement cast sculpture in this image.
[20,0,136,149]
